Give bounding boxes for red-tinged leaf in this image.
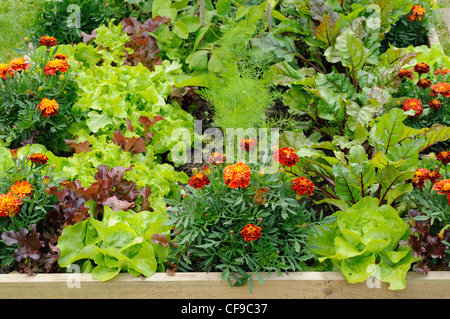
[138,115,165,143]
[126,118,134,132]
[405,209,449,274]
[315,15,339,46]
[81,30,97,43]
[151,233,170,247]
[101,196,136,211]
[64,137,92,153]
[111,130,146,154]
[120,16,170,70]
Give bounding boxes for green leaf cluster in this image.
[57,206,171,281]
[72,60,194,162]
[59,131,188,203]
[307,197,421,290]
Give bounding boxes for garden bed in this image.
[1,271,450,299]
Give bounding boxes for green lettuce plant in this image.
[71,60,194,164]
[57,205,171,281]
[60,131,188,204]
[307,196,421,290]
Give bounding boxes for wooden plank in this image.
[1,272,450,299]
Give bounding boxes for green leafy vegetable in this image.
[57,206,171,281]
[307,197,421,290]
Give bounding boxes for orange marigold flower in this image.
[434,68,449,75]
[208,152,226,164]
[9,180,34,199]
[428,171,442,183]
[417,78,431,89]
[433,179,450,195]
[429,99,442,110]
[0,63,14,80]
[411,4,426,20]
[411,168,431,189]
[188,172,210,189]
[291,177,315,196]
[430,82,450,97]
[398,69,414,79]
[0,192,22,218]
[408,13,417,21]
[8,57,31,72]
[437,151,450,165]
[54,53,68,60]
[402,98,423,117]
[37,98,59,117]
[43,59,69,76]
[39,35,58,47]
[414,62,430,75]
[29,153,48,165]
[253,188,268,205]
[239,138,258,151]
[240,224,262,242]
[273,147,299,167]
[223,162,251,189]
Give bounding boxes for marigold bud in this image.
[43,176,50,185]
[192,167,198,174]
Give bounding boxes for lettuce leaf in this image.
[57,205,171,281]
[307,197,421,290]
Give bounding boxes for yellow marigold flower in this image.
[239,138,258,151]
[39,35,58,47]
[0,192,22,218]
[9,180,34,199]
[291,177,315,196]
[37,98,59,117]
[29,153,48,165]
[273,147,299,167]
[43,59,69,76]
[240,224,262,242]
[437,151,450,165]
[223,162,251,189]
[0,63,14,80]
[8,57,31,72]
[402,98,423,117]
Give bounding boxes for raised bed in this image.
[1,271,450,299]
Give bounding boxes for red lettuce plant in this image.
[403,209,450,273]
[121,16,170,70]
